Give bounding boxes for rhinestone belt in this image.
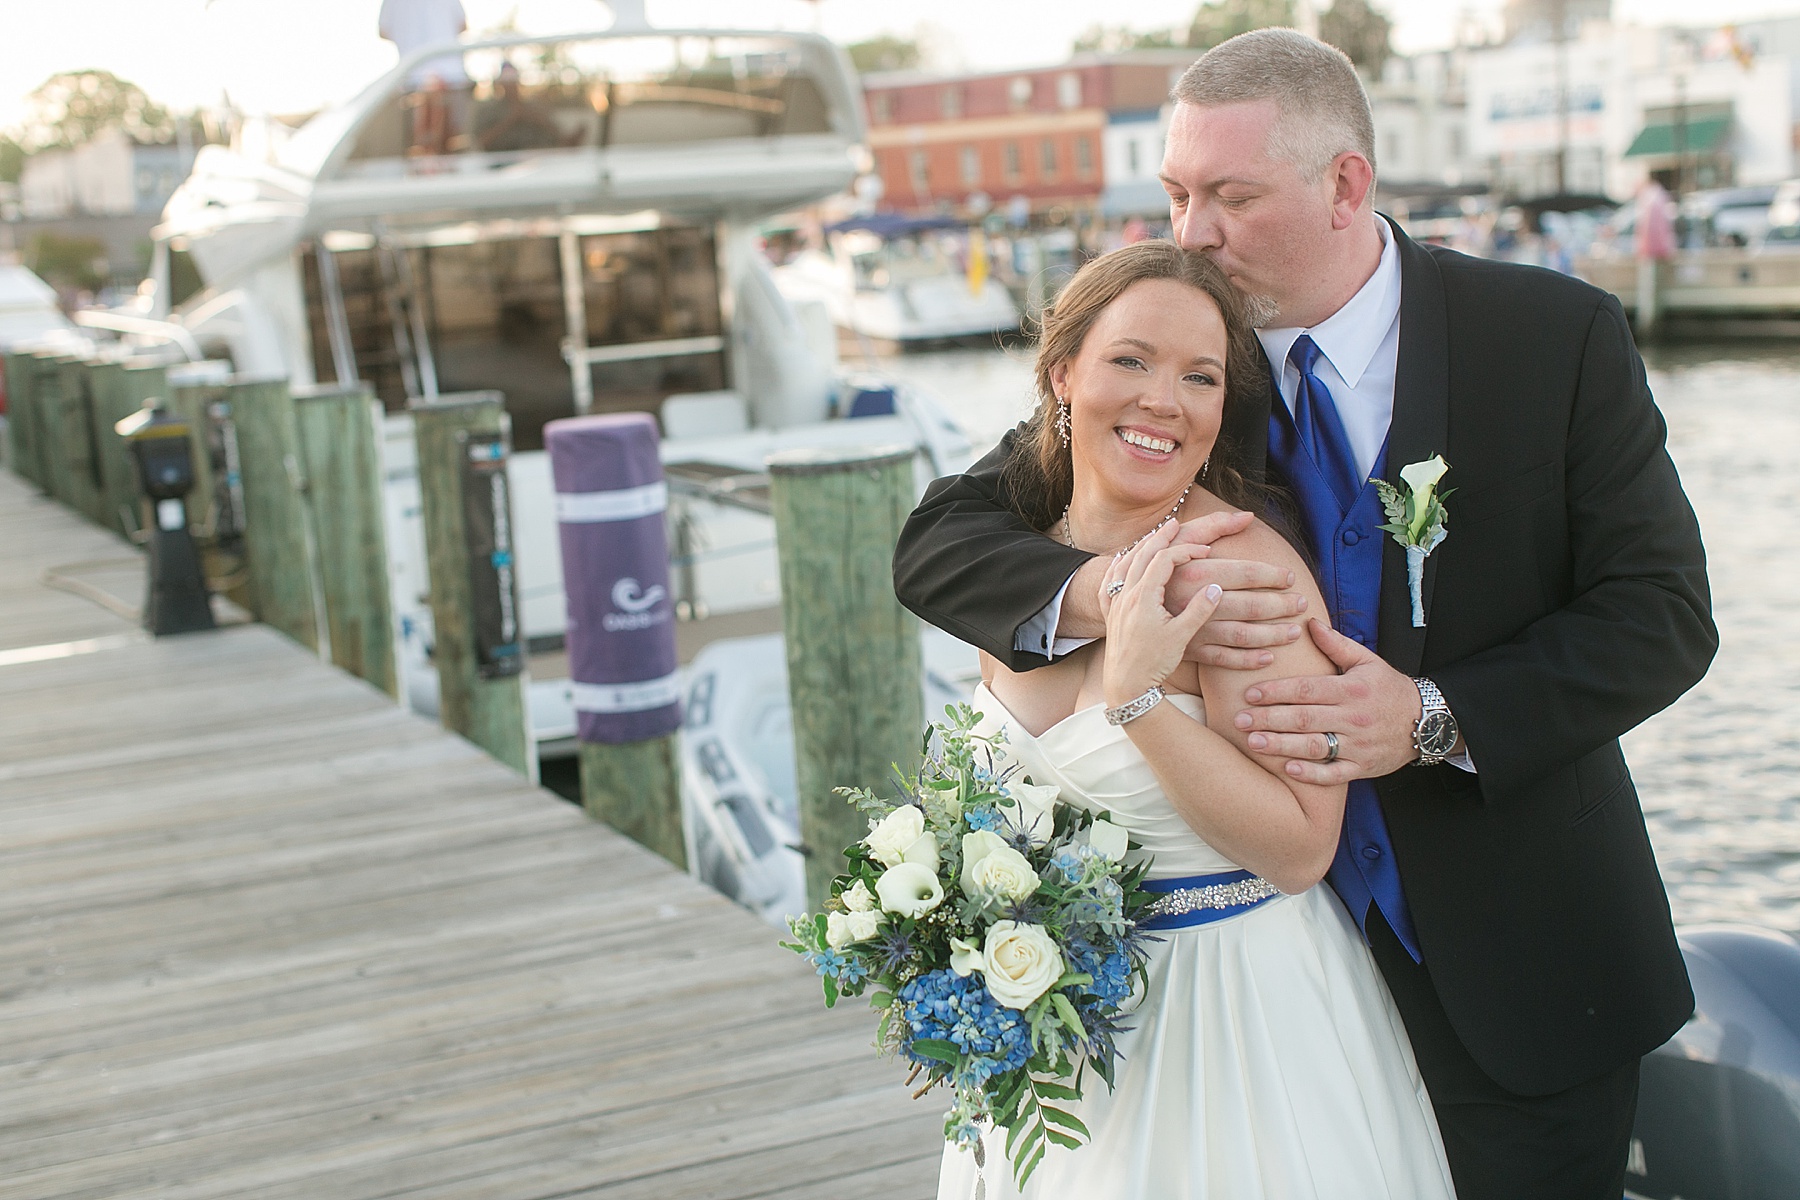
[1140,869,1283,930]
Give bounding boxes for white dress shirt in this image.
[1013,220,1473,769]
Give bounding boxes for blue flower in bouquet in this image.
[964,805,1004,833]
[805,947,868,987]
[899,969,1031,1084]
[1065,939,1132,1005]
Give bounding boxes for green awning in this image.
[1624,116,1732,158]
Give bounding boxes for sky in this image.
[3,0,1800,131]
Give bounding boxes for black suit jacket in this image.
[892,221,1716,1095]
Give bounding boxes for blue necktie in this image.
[1287,335,1363,515]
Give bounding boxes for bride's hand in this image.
[1099,521,1224,706]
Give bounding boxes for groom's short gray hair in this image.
[1171,28,1376,180]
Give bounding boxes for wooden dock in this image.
[0,471,943,1198]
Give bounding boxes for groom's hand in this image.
[1233,620,1424,785]
[1165,514,1309,670]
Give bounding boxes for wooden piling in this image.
[31,352,71,504]
[768,444,923,908]
[229,377,323,652]
[411,392,536,780]
[4,351,46,488]
[55,358,111,527]
[580,738,685,867]
[86,359,138,536]
[293,384,398,697]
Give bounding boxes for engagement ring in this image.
[1106,579,1127,597]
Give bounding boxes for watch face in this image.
[1418,712,1458,757]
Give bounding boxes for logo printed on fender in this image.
[611,577,667,613]
[603,577,670,631]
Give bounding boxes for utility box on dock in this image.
[116,404,215,636]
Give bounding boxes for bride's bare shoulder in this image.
[1209,518,1324,607]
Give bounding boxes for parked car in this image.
[1769,180,1800,230]
[1680,185,1780,247]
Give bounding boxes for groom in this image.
[893,29,1716,1200]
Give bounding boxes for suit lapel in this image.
[1377,218,1450,676]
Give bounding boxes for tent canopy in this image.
[1625,116,1732,159]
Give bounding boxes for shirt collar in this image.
[1256,218,1401,390]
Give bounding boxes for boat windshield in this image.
[339,33,844,177]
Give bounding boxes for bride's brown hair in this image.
[1001,240,1284,536]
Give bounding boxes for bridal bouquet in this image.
[781,704,1158,1187]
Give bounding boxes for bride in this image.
[936,241,1455,1199]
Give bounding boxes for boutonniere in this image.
[1372,455,1452,628]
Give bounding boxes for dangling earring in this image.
[1054,396,1071,448]
[1200,456,1211,481]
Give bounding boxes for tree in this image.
[16,70,173,153]
[0,135,24,185]
[1319,0,1394,76]
[846,35,922,75]
[23,232,109,296]
[1186,0,1296,51]
[1073,24,1181,55]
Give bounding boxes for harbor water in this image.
[875,339,1800,936]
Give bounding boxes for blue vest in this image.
[1268,397,1423,962]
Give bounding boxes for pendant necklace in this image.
[1061,483,1194,557]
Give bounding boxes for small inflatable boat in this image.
[1629,925,1800,1199]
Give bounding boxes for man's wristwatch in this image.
[1411,678,1460,766]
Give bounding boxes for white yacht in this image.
[125,12,977,915]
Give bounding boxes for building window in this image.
[1126,139,1140,176]
[960,145,981,187]
[941,86,963,120]
[909,149,930,197]
[1040,138,1058,180]
[1003,141,1022,183]
[1058,73,1082,109]
[1075,136,1093,179]
[870,93,892,123]
[1009,77,1032,109]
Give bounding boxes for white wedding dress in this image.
[936,684,1454,1200]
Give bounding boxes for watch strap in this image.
[1412,677,1455,766]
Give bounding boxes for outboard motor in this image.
[1629,926,1800,1199]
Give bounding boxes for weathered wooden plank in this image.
[293,384,397,696]
[0,469,943,1200]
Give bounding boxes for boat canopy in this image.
[295,29,865,226]
[162,27,867,282]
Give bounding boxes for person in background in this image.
[379,0,469,158]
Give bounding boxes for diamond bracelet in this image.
[1104,686,1165,726]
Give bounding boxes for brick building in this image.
[861,52,1196,222]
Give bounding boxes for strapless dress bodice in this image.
[971,682,1241,878]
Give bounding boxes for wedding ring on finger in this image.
[1322,732,1341,764]
[1106,579,1127,598]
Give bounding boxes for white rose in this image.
[875,861,946,918]
[981,921,1065,1009]
[949,934,984,978]
[844,908,884,943]
[825,911,853,950]
[1007,780,1060,847]
[960,830,1040,902]
[842,879,877,913]
[864,805,925,868]
[1084,818,1130,862]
